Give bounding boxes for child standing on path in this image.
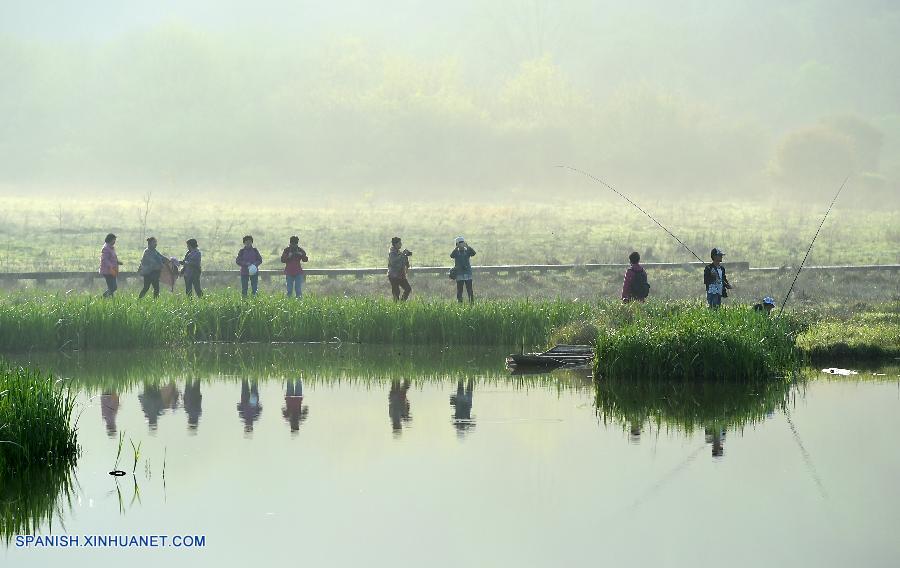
[703,247,732,308]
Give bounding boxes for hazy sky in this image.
[1,1,898,200]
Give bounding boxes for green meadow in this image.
[1,197,897,273]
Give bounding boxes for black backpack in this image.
[630,268,650,299]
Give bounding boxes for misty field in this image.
[1,196,897,272]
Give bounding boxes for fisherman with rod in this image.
[557,165,736,306]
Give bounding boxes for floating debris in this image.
[821,368,858,376]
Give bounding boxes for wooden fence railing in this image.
[0,262,897,284]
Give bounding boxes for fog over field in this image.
[1,0,898,203]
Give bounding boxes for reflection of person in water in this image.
[237,379,263,432]
[705,427,726,458]
[449,379,475,437]
[282,379,309,433]
[183,379,203,431]
[389,380,411,435]
[138,382,180,431]
[629,422,642,444]
[100,391,120,437]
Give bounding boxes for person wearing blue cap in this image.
[703,247,732,308]
[753,296,777,314]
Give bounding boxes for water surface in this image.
[4,346,899,567]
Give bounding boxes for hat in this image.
[455,236,465,244]
[711,247,725,258]
[763,296,775,306]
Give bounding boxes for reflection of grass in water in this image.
[9,344,594,393]
[0,293,593,351]
[593,304,799,381]
[0,465,75,542]
[595,377,793,434]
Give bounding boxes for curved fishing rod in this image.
[777,177,849,317]
[557,165,705,263]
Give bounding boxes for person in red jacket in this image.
[280,236,309,298]
[622,251,649,303]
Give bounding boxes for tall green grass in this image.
[593,304,799,381]
[0,293,593,350]
[0,364,78,473]
[0,363,78,539]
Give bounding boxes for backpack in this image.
[630,268,650,299]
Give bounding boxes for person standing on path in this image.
[450,236,476,303]
[99,233,123,298]
[280,236,309,298]
[138,237,168,298]
[387,237,412,301]
[703,247,732,309]
[180,238,203,297]
[236,235,263,297]
[621,251,650,303]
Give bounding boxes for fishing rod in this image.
[777,177,849,317]
[557,165,705,263]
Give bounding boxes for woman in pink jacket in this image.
[99,233,123,298]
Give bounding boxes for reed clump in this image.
[0,364,78,540]
[0,364,79,473]
[593,303,799,381]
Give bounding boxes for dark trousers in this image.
[139,271,161,298]
[389,276,412,301]
[241,274,259,296]
[102,274,117,297]
[184,271,203,297]
[456,279,474,302]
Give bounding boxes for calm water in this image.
[3,346,900,567]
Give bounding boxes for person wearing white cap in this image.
[450,236,477,302]
[703,247,732,308]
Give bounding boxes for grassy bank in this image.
[0,293,593,350]
[796,304,900,362]
[1,293,896,368]
[551,301,900,367]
